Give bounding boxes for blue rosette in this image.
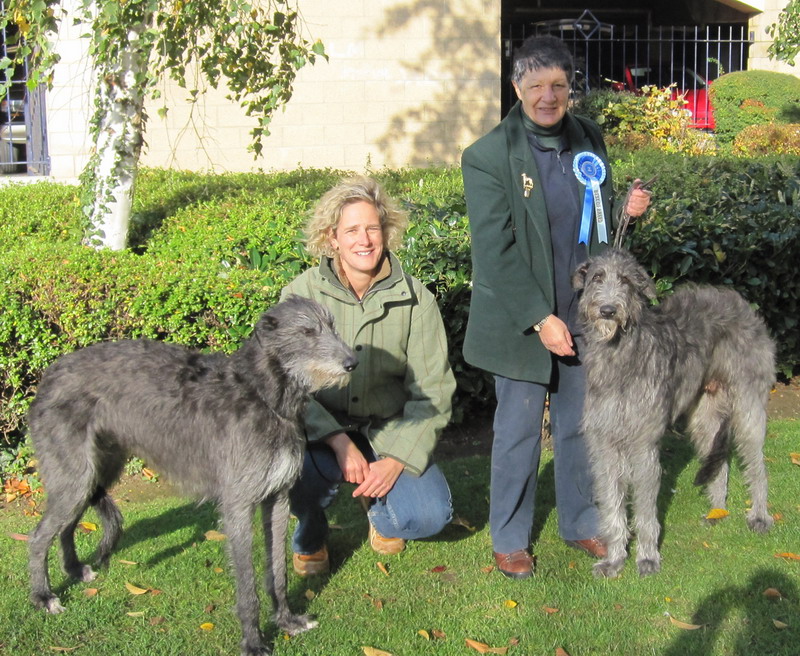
[573,152,608,244]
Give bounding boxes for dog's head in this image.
[572,249,656,342]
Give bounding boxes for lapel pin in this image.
[521,173,534,198]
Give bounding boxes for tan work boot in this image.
[292,545,330,577]
[368,523,405,555]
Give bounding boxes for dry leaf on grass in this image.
[504,599,518,609]
[774,552,800,561]
[304,589,316,600]
[362,647,393,656]
[465,638,509,654]
[83,588,99,598]
[431,629,446,639]
[773,619,789,629]
[542,606,559,614]
[667,613,703,630]
[124,582,150,596]
[790,452,800,466]
[430,565,447,573]
[555,649,571,656]
[763,587,783,599]
[126,611,145,618]
[418,630,430,640]
[451,515,477,532]
[204,530,227,541]
[705,508,729,520]
[376,562,389,576]
[9,532,28,541]
[118,559,138,565]
[199,622,215,631]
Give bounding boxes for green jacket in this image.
[461,102,615,383]
[280,252,456,475]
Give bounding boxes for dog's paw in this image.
[33,594,66,614]
[275,612,318,636]
[67,564,97,582]
[593,559,624,579]
[637,558,661,577]
[746,513,774,534]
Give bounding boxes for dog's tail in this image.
[694,418,731,486]
[90,487,124,568]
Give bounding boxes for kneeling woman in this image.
[281,175,456,576]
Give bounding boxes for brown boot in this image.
[368,523,406,555]
[493,550,534,579]
[564,537,607,559]
[292,545,330,577]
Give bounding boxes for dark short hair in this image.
[511,35,574,84]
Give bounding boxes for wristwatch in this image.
[533,315,549,332]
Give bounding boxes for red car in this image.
[611,65,716,131]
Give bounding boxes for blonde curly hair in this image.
[304,175,408,258]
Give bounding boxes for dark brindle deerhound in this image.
[27,295,357,656]
[572,249,775,579]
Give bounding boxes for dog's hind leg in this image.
[630,445,662,577]
[91,488,124,568]
[731,391,773,533]
[261,493,317,635]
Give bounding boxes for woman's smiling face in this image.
[512,66,570,128]
[329,200,385,280]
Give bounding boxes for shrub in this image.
[709,70,800,144]
[733,123,800,156]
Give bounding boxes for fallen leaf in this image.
[430,565,447,573]
[362,647,393,656]
[118,559,138,566]
[204,530,227,542]
[668,614,703,630]
[199,622,215,631]
[774,552,800,561]
[126,611,145,617]
[418,629,430,640]
[83,588,99,598]
[555,649,571,656]
[124,582,150,596]
[465,638,509,654]
[763,588,783,599]
[142,467,157,480]
[504,599,518,609]
[304,589,316,600]
[204,604,216,613]
[431,629,446,639]
[705,508,729,520]
[790,452,800,466]
[773,619,789,629]
[149,616,166,626]
[376,561,389,577]
[542,606,559,614]
[78,521,97,533]
[9,532,28,541]
[481,566,495,574]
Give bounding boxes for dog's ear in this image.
[571,261,591,290]
[634,269,657,301]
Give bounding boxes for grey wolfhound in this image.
[572,249,775,579]
[27,295,357,656]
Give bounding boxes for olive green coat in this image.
[461,103,615,383]
[281,253,456,475]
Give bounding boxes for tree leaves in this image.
[465,638,509,654]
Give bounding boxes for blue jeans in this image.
[490,345,599,554]
[289,435,452,555]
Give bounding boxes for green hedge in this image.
[709,70,800,144]
[1,159,798,459]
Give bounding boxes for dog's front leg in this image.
[631,445,662,577]
[590,442,629,579]
[261,493,318,635]
[220,502,269,656]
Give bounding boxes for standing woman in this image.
[461,36,651,579]
[281,175,456,577]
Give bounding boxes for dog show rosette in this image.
[573,151,608,245]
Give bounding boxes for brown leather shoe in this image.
[564,537,607,559]
[292,545,330,577]
[369,523,406,555]
[493,550,534,579]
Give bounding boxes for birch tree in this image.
[0,0,325,249]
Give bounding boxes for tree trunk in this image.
[84,28,148,251]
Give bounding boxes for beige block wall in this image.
[748,0,800,75]
[47,0,501,178]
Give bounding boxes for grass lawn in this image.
[1,420,798,656]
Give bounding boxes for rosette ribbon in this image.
[573,152,608,244]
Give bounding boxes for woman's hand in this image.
[352,457,405,499]
[537,314,575,357]
[325,432,370,484]
[625,179,652,217]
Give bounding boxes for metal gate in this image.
[502,10,751,130]
[1,3,51,176]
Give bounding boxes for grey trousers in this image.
[490,350,599,554]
